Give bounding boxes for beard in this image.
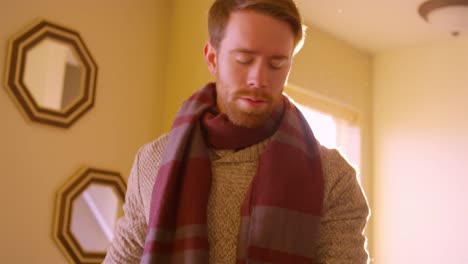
[216,82,280,128]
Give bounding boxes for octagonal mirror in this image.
[53,167,126,264]
[4,20,97,128]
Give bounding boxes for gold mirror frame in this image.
[4,20,97,128]
[53,167,126,264]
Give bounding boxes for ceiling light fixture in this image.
[418,0,468,36]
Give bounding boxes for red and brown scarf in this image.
[141,83,324,263]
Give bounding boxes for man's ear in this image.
[204,42,217,76]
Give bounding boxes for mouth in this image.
[239,96,268,107]
[242,96,266,103]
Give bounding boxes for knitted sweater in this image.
[104,134,370,263]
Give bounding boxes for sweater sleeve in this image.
[314,147,370,264]
[103,146,148,264]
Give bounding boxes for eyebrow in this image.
[229,48,290,60]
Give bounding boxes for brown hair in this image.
[208,0,306,54]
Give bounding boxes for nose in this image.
[247,61,268,89]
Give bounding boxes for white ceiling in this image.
[295,0,466,54]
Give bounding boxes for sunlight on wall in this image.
[373,38,468,263]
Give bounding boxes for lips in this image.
[238,96,269,109]
[241,97,266,103]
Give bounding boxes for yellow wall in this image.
[373,38,468,263]
[0,0,170,262]
[161,0,214,130]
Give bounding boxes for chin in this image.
[228,111,272,128]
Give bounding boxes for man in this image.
[104,0,370,263]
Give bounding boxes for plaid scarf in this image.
[141,83,324,263]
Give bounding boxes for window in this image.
[297,105,361,173]
[285,85,362,175]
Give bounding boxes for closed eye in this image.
[235,55,254,65]
[270,58,289,69]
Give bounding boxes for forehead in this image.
[220,10,295,56]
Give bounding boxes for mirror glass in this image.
[70,183,124,253]
[24,38,84,111]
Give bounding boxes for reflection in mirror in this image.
[71,184,123,253]
[4,20,97,128]
[53,167,126,264]
[24,38,83,111]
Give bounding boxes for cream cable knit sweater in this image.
[104,134,370,263]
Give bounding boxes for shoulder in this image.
[136,133,169,167]
[317,144,362,199]
[132,133,170,222]
[318,144,357,176]
[139,133,169,156]
[134,133,170,182]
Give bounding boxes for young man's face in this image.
[205,10,295,128]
